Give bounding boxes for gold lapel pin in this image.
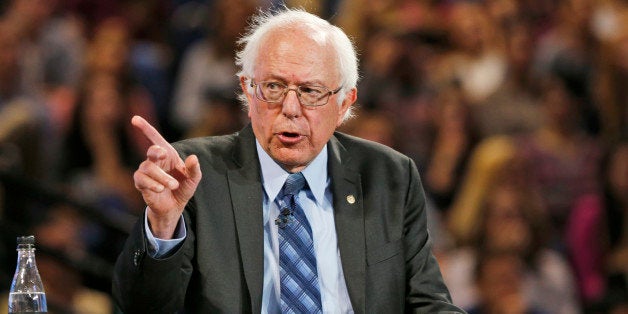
[346,195,355,204]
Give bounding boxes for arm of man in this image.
[144,212,187,258]
[112,116,201,314]
[112,210,196,313]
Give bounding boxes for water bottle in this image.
[8,235,48,313]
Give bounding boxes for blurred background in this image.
[0,0,625,313]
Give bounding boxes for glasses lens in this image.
[298,85,328,106]
[258,82,285,102]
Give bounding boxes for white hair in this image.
[235,8,358,121]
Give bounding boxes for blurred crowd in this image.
[0,0,626,313]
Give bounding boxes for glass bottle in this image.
[8,235,47,313]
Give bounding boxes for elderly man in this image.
[113,8,463,314]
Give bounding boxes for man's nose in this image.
[282,89,302,118]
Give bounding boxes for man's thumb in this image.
[185,154,202,183]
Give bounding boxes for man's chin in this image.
[269,150,311,172]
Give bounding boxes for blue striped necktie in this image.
[275,172,322,313]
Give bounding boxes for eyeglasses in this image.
[250,79,342,107]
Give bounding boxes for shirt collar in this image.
[256,140,328,205]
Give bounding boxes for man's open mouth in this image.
[281,132,300,138]
[276,131,304,144]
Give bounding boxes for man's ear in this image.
[240,76,254,117]
[239,77,250,98]
[337,87,357,126]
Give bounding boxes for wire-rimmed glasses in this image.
[250,80,342,107]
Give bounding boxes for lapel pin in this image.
[346,195,355,204]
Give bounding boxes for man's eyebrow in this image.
[264,75,286,82]
[300,80,327,86]
[261,75,327,86]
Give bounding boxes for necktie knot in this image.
[282,172,306,197]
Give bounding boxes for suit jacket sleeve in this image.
[112,209,195,314]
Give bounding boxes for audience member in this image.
[120,0,173,125]
[532,0,600,135]
[437,2,507,106]
[443,173,579,313]
[472,18,542,137]
[183,88,246,139]
[60,73,148,212]
[467,251,545,314]
[0,22,46,179]
[602,142,628,297]
[592,2,628,142]
[517,73,603,249]
[170,0,256,135]
[563,140,628,306]
[424,84,477,212]
[447,135,517,243]
[1,0,85,99]
[0,20,50,236]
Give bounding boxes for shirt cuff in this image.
[144,209,186,258]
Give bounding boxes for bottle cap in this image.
[17,235,35,245]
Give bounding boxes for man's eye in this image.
[300,86,324,96]
[264,82,283,91]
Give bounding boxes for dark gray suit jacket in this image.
[113,124,464,313]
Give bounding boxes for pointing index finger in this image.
[132,115,170,147]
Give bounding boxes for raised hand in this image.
[131,116,202,239]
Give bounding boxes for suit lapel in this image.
[328,135,366,313]
[227,125,264,313]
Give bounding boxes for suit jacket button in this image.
[133,250,143,267]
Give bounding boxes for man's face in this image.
[241,28,356,173]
